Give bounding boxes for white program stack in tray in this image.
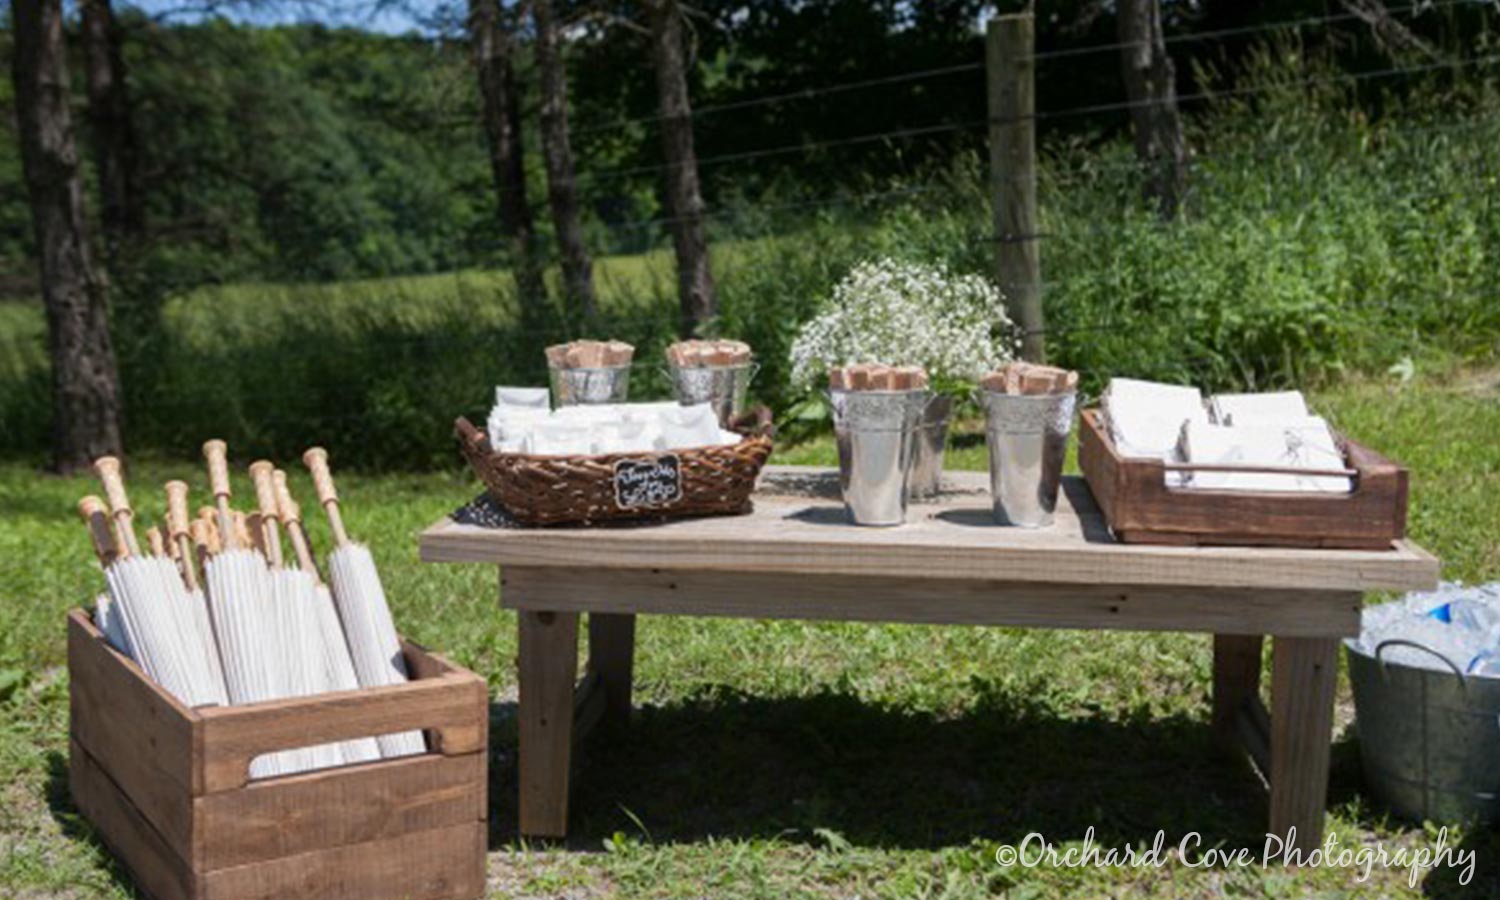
[1102,380,1353,493]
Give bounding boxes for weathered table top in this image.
[420,466,1438,593]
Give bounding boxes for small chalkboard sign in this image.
[613,455,684,510]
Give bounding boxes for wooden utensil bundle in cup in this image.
[828,363,929,391]
[667,339,752,367]
[545,340,635,368]
[980,362,1078,395]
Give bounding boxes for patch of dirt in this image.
[1455,367,1500,397]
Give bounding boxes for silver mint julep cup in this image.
[979,389,1077,528]
[667,362,758,427]
[549,364,632,406]
[830,389,931,527]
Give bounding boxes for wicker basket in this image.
[455,417,773,526]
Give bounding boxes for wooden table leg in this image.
[1212,634,1264,756]
[1268,635,1339,854]
[588,613,636,730]
[518,609,579,838]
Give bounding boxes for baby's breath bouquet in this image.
[790,257,1019,397]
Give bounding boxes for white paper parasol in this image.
[304,448,426,758]
[89,461,225,708]
[200,441,308,778]
[271,468,382,764]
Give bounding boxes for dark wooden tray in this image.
[1076,408,1408,550]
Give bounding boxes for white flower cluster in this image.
[789,257,1019,391]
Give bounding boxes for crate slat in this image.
[71,737,196,900]
[199,819,485,900]
[68,611,199,862]
[196,674,487,793]
[195,752,486,870]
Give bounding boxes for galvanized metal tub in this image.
[1346,638,1500,824]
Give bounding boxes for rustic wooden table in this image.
[420,467,1438,848]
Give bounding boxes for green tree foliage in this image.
[0,17,500,293]
[142,21,502,283]
[0,26,33,295]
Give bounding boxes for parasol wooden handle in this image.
[245,512,268,558]
[271,469,301,523]
[248,461,284,566]
[191,517,220,557]
[146,526,166,557]
[95,456,131,515]
[303,447,337,503]
[164,481,199,590]
[78,495,121,566]
[93,456,141,557]
[302,447,350,546]
[249,461,278,516]
[165,481,191,538]
[232,511,255,554]
[272,469,321,579]
[202,440,238,550]
[203,440,231,498]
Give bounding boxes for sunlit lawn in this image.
[0,370,1495,897]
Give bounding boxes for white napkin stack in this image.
[1101,378,1207,487]
[486,387,741,456]
[495,387,549,409]
[1101,378,1208,460]
[1208,390,1309,425]
[1181,418,1349,492]
[1103,381,1352,493]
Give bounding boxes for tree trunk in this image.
[647,0,717,338]
[468,0,546,312]
[531,0,597,324]
[1117,0,1187,219]
[81,0,143,252]
[13,0,124,472]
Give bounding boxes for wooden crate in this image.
[67,609,489,900]
[1076,408,1408,550]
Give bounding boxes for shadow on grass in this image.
[42,750,142,898]
[1421,827,1500,898]
[1328,732,1500,896]
[491,685,1273,854]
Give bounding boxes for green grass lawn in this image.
[1,370,1496,898]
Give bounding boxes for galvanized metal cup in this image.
[979,389,1077,528]
[666,362,758,427]
[830,389,930,527]
[906,394,953,499]
[549,365,631,407]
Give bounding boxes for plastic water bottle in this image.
[1449,599,1500,634]
[1462,617,1500,677]
[1469,652,1500,677]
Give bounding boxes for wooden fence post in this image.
[987,12,1045,363]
